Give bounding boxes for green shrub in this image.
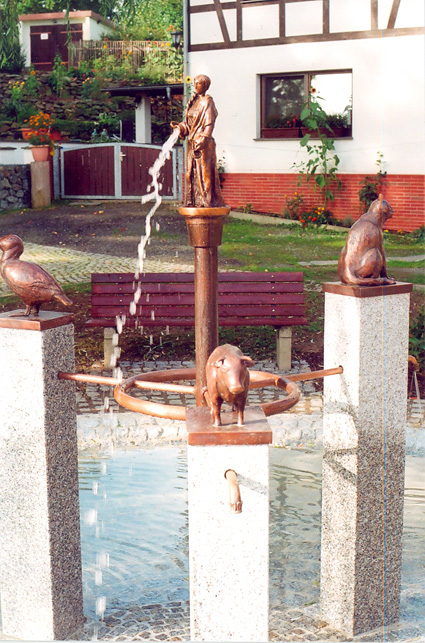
[282,192,305,220]
[411,225,425,243]
[53,119,97,140]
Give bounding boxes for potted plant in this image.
[22,112,61,142]
[26,129,55,162]
[325,112,351,138]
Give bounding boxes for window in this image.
[260,70,352,138]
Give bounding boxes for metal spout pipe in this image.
[224,469,242,514]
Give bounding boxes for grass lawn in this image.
[220,218,425,285]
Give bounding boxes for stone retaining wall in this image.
[0,164,31,211]
[0,72,138,141]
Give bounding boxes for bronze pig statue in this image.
[205,344,254,427]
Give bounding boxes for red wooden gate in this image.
[61,143,179,200]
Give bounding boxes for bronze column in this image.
[180,206,230,405]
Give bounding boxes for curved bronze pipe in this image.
[58,372,121,386]
[224,469,242,514]
[59,365,343,420]
[286,366,343,382]
[248,366,343,388]
[113,369,197,420]
[134,380,195,395]
[249,371,300,416]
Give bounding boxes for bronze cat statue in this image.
[337,197,396,286]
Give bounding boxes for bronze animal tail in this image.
[54,293,73,307]
[345,276,395,286]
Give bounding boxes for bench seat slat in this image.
[91,271,304,284]
[86,316,308,328]
[91,281,304,295]
[90,304,305,319]
[91,272,195,284]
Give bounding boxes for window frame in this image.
[259,69,353,140]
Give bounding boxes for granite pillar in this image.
[187,406,271,642]
[320,283,412,637]
[0,311,84,640]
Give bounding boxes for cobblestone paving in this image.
[70,602,191,642]
[0,243,194,295]
[67,601,424,642]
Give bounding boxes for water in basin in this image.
[78,448,425,632]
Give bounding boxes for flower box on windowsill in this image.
[261,127,302,139]
[300,127,351,139]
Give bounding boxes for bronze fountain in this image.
[1,75,344,456]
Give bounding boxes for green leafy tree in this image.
[17,0,117,17]
[111,0,183,40]
[17,0,182,29]
[0,0,26,72]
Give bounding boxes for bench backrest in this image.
[89,272,306,327]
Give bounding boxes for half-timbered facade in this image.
[186,0,424,230]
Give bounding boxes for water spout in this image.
[224,469,242,514]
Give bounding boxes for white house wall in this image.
[329,0,371,33]
[85,18,115,40]
[285,2,323,37]
[189,34,424,176]
[242,5,279,41]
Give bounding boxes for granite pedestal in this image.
[0,311,84,640]
[187,406,271,642]
[320,283,412,637]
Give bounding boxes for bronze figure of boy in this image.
[172,75,225,208]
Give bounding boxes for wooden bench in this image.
[86,272,307,370]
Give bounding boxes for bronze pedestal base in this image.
[179,206,230,405]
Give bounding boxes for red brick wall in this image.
[219,173,425,232]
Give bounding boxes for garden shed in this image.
[19,11,116,71]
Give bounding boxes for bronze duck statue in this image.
[0,234,72,316]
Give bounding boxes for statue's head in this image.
[194,74,211,93]
[370,197,394,221]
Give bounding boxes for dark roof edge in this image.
[102,84,184,98]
